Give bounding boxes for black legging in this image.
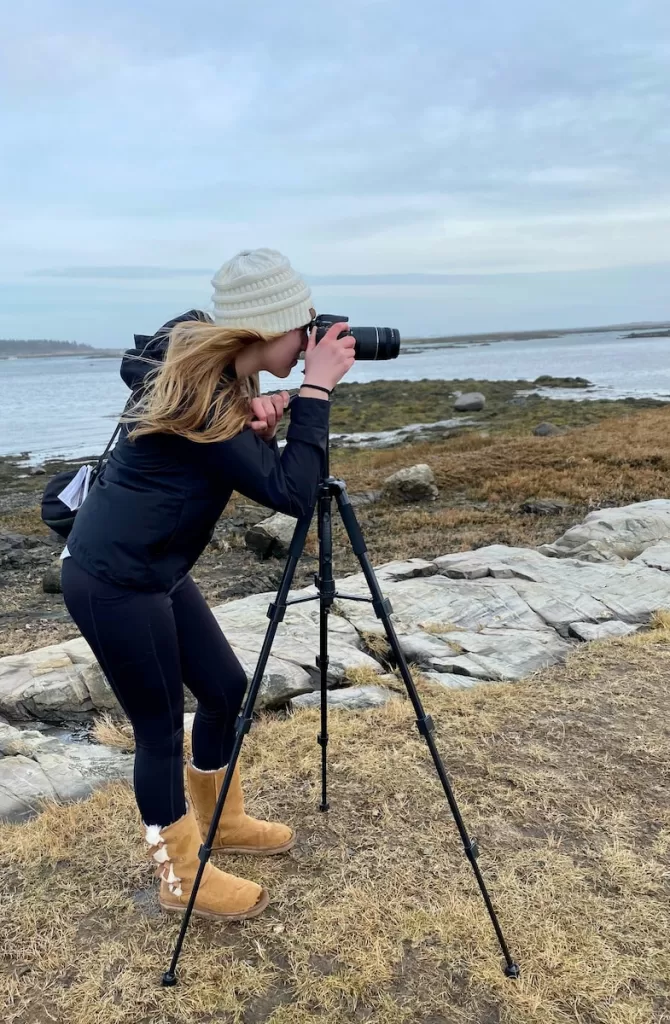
[61,557,247,826]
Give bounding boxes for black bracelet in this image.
[300,384,332,397]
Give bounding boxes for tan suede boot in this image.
[187,762,295,856]
[145,806,269,920]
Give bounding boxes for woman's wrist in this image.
[299,384,330,401]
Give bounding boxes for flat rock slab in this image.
[291,685,397,711]
[0,726,133,822]
[568,621,641,642]
[633,541,670,572]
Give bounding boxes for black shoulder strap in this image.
[92,394,134,476]
[92,422,122,477]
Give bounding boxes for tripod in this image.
[162,441,520,986]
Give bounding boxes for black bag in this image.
[41,423,122,539]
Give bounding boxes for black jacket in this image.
[67,311,329,591]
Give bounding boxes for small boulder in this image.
[245,513,297,559]
[30,465,46,476]
[42,562,63,594]
[533,422,564,437]
[382,464,438,503]
[454,392,486,412]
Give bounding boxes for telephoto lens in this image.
[313,314,400,361]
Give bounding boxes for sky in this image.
[1,0,670,345]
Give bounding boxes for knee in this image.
[200,665,248,718]
[136,724,184,758]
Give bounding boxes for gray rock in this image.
[509,580,612,634]
[348,491,381,508]
[0,755,57,820]
[291,685,396,711]
[329,419,475,450]
[30,465,46,476]
[454,392,486,412]
[421,670,484,689]
[0,738,133,821]
[245,512,297,558]
[533,423,564,437]
[540,500,670,563]
[371,558,438,583]
[42,561,63,594]
[569,621,640,642]
[382,464,438,503]
[0,722,56,757]
[336,572,550,636]
[419,628,571,680]
[521,499,569,516]
[0,636,125,724]
[0,531,28,554]
[632,541,670,572]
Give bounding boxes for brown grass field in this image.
[1,623,669,1024]
[2,400,670,1022]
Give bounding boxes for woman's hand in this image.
[248,392,290,441]
[302,321,356,395]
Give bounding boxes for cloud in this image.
[1,0,670,340]
[29,267,212,279]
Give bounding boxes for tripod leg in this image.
[318,598,329,811]
[333,488,520,979]
[316,481,335,811]
[161,511,313,987]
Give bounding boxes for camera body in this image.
[312,314,401,362]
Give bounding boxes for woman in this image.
[61,248,355,922]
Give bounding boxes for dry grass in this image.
[91,713,193,760]
[90,714,135,752]
[334,406,670,507]
[2,631,670,1024]
[325,406,670,573]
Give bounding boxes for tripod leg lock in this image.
[465,838,480,861]
[235,715,252,739]
[372,597,393,619]
[198,844,209,864]
[317,731,328,747]
[415,715,435,738]
[315,655,329,669]
[267,601,286,622]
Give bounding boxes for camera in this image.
[311,314,400,361]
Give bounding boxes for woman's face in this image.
[261,326,309,378]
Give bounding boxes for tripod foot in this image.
[504,962,520,980]
[319,801,330,812]
[162,971,178,987]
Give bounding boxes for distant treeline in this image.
[0,339,96,356]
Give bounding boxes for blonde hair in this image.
[124,319,285,444]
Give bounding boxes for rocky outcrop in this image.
[0,721,132,822]
[5,499,670,820]
[540,500,670,563]
[6,502,670,727]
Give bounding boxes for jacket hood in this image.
[120,309,213,391]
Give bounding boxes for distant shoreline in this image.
[0,350,123,360]
[4,319,670,359]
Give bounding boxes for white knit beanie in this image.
[211,248,313,334]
